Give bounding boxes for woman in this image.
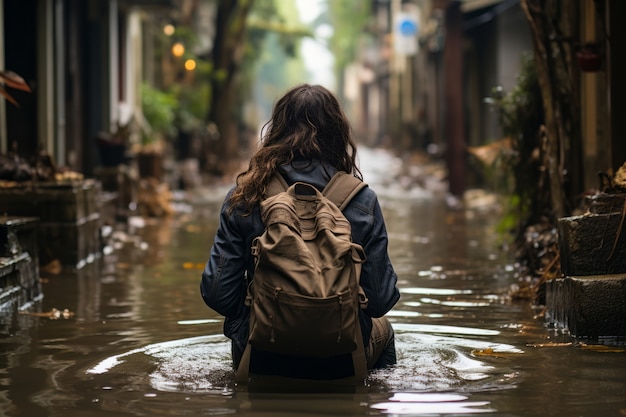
[200,84,400,379]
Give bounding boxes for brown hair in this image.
[227,84,362,215]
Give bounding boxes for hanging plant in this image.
[0,70,31,107]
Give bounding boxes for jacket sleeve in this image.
[200,194,248,318]
[359,195,400,318]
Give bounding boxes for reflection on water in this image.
[1,148,626,416]
[371,393,493,415]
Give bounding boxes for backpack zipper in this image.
[337,294,344,343]
[270,287,282,343]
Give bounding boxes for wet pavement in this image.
[1,147,625,416]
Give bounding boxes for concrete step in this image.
[546,274,626,339]
[558,212,626,276]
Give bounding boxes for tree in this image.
[205,0,311,177]
[519,0,583,221]
[208,0,256,176]
[494,0,586,299]
[325,0,371,101]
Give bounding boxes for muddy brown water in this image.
[2,153,626,416]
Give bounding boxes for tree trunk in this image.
[207,0,255,176]
[520,0,581,221]
[443,2,466,198]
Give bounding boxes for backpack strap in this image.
[265,171,366,209]
[351,315,368,381]
[265,174,290,198]
[325,171,369,381]
[235,342,253,384]
[237,174,287,384]
[323,171,367,210]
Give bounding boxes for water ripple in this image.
[84,325,521,396]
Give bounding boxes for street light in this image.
[171,42,185,57]
[163,24,175,36]
[184,59,196,71]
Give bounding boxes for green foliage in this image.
[487,52,547,235]
[491,54,544,146]
[169,83,210,132]
[327,0,371,83]
[247,0,310,59]
[238,0,310,125]
[141,83,178,141]
[240,0,282,82]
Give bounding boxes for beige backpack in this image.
[236,171,369,383]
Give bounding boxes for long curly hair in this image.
[228,84,362,215]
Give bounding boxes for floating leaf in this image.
[41,259,62,275]
[471,348,522,358]
[182,262,205,270]
[526,342,573,348]
[185,224,201,233]
[20,308,74,320]
[579,343,625,353]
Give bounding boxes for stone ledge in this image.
[558,213,626,276]
[546,274,626,339]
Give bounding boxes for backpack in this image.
[235,171,369,384]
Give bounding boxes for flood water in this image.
[2,148,626,417]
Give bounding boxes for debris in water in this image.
[579,343,625,353]
[525,342,573,348]
[471,347,522,358]
[41,259,62,275]
[20,308,74,320]
[526,342,625,352]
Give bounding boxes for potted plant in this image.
[138,82,178,180]
[96,120,134,167]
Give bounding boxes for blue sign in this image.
[399,19,418,36]
[394,11,420,55]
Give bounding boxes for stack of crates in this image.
[0,217,40,310]
[0,180,103,269]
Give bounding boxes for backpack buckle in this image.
[251,237,259,257]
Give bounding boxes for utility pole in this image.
[442,1,465,198]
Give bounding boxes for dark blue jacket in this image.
[200,160,400,363]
